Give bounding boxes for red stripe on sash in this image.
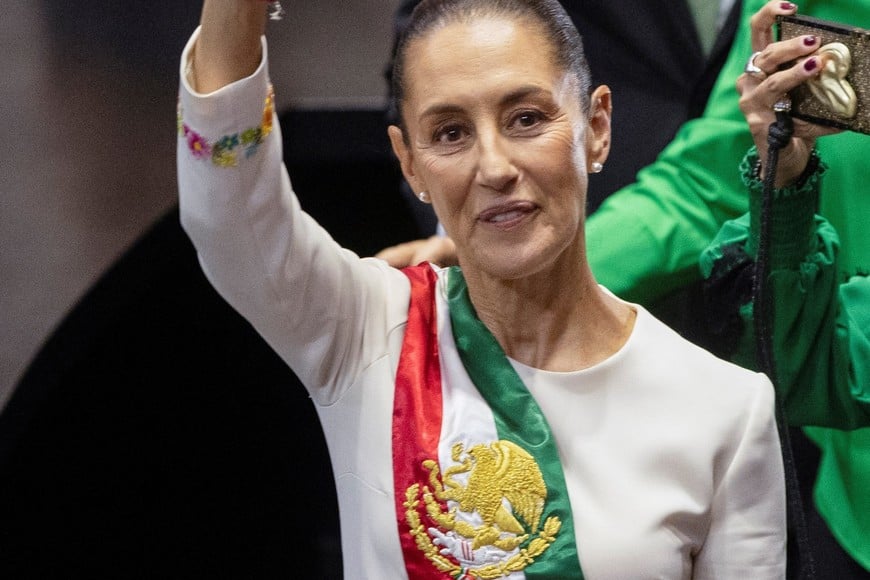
[394,265,446,578]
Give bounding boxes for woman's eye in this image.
[435,125,466,144]
[509,110,544,131]
[512,111,543,129]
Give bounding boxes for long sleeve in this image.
[694,371,786,578]
[176,30,409,404]
[700,150,870,429]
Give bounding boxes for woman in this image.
[178,0,785,577]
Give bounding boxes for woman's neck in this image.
[461,257,635,372]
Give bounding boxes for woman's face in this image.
[389,15,611,281]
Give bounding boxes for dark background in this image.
[0,0,401,411]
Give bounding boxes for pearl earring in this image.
[417,191,430,203]
[591,162,604,174]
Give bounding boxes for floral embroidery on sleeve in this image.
[178,84,275,167]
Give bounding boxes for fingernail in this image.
[780,2,796,9]
[803,35,818,46]
[804,57,818,72]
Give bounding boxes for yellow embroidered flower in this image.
[261,88,275,138]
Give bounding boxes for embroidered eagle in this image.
[422,440,547,551]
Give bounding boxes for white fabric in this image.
[177,31,786,579]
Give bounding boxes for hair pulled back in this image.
[390,0,592,131]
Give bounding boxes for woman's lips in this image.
[477,201,537,228]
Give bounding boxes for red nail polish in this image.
[781,2,796,9]
[804,57,818,72]
[803,35,818,46]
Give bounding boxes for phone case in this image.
[777,14,870,135]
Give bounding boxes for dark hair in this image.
[389,0,592,132]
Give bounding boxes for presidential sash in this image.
[393,265,585,579]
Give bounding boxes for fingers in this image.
[742,34,822,86]
[737,35,828,90]
[414,236,458,267]
[738,41,824,114]
[749,1,798,52]
[374,239,428,267]
[737,29,826,127]
[737,45,831,186]
[739,2,817,118]
[374,236,459,268]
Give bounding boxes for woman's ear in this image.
[586,85,612,168]
[388,125,424,193]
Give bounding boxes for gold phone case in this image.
[778,14,870,135]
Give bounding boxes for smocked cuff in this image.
[742,146,826,269]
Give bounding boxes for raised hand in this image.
[738,1,841,187]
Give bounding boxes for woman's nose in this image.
[474,132,519,192]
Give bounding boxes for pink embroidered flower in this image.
[186,128,211,159]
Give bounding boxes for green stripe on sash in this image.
[447,267,585,579]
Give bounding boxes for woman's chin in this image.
[461,244,561,282]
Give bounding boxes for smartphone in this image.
[777,14,870,135]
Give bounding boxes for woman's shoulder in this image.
[611,308,777,454]
[628,305,773,401]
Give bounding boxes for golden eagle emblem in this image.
[404,440,561,578]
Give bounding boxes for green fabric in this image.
[587,0,870,569]
[699,149,870,428]
[735,147,824,268]
[446,267,584,579]
[804,427,870,571]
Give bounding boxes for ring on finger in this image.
[773,94,792,113]
[744,51,767,79]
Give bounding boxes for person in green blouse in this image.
[586,0,870,575]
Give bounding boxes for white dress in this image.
[177,30,786,579]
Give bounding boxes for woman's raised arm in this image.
[193,0,267,93]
